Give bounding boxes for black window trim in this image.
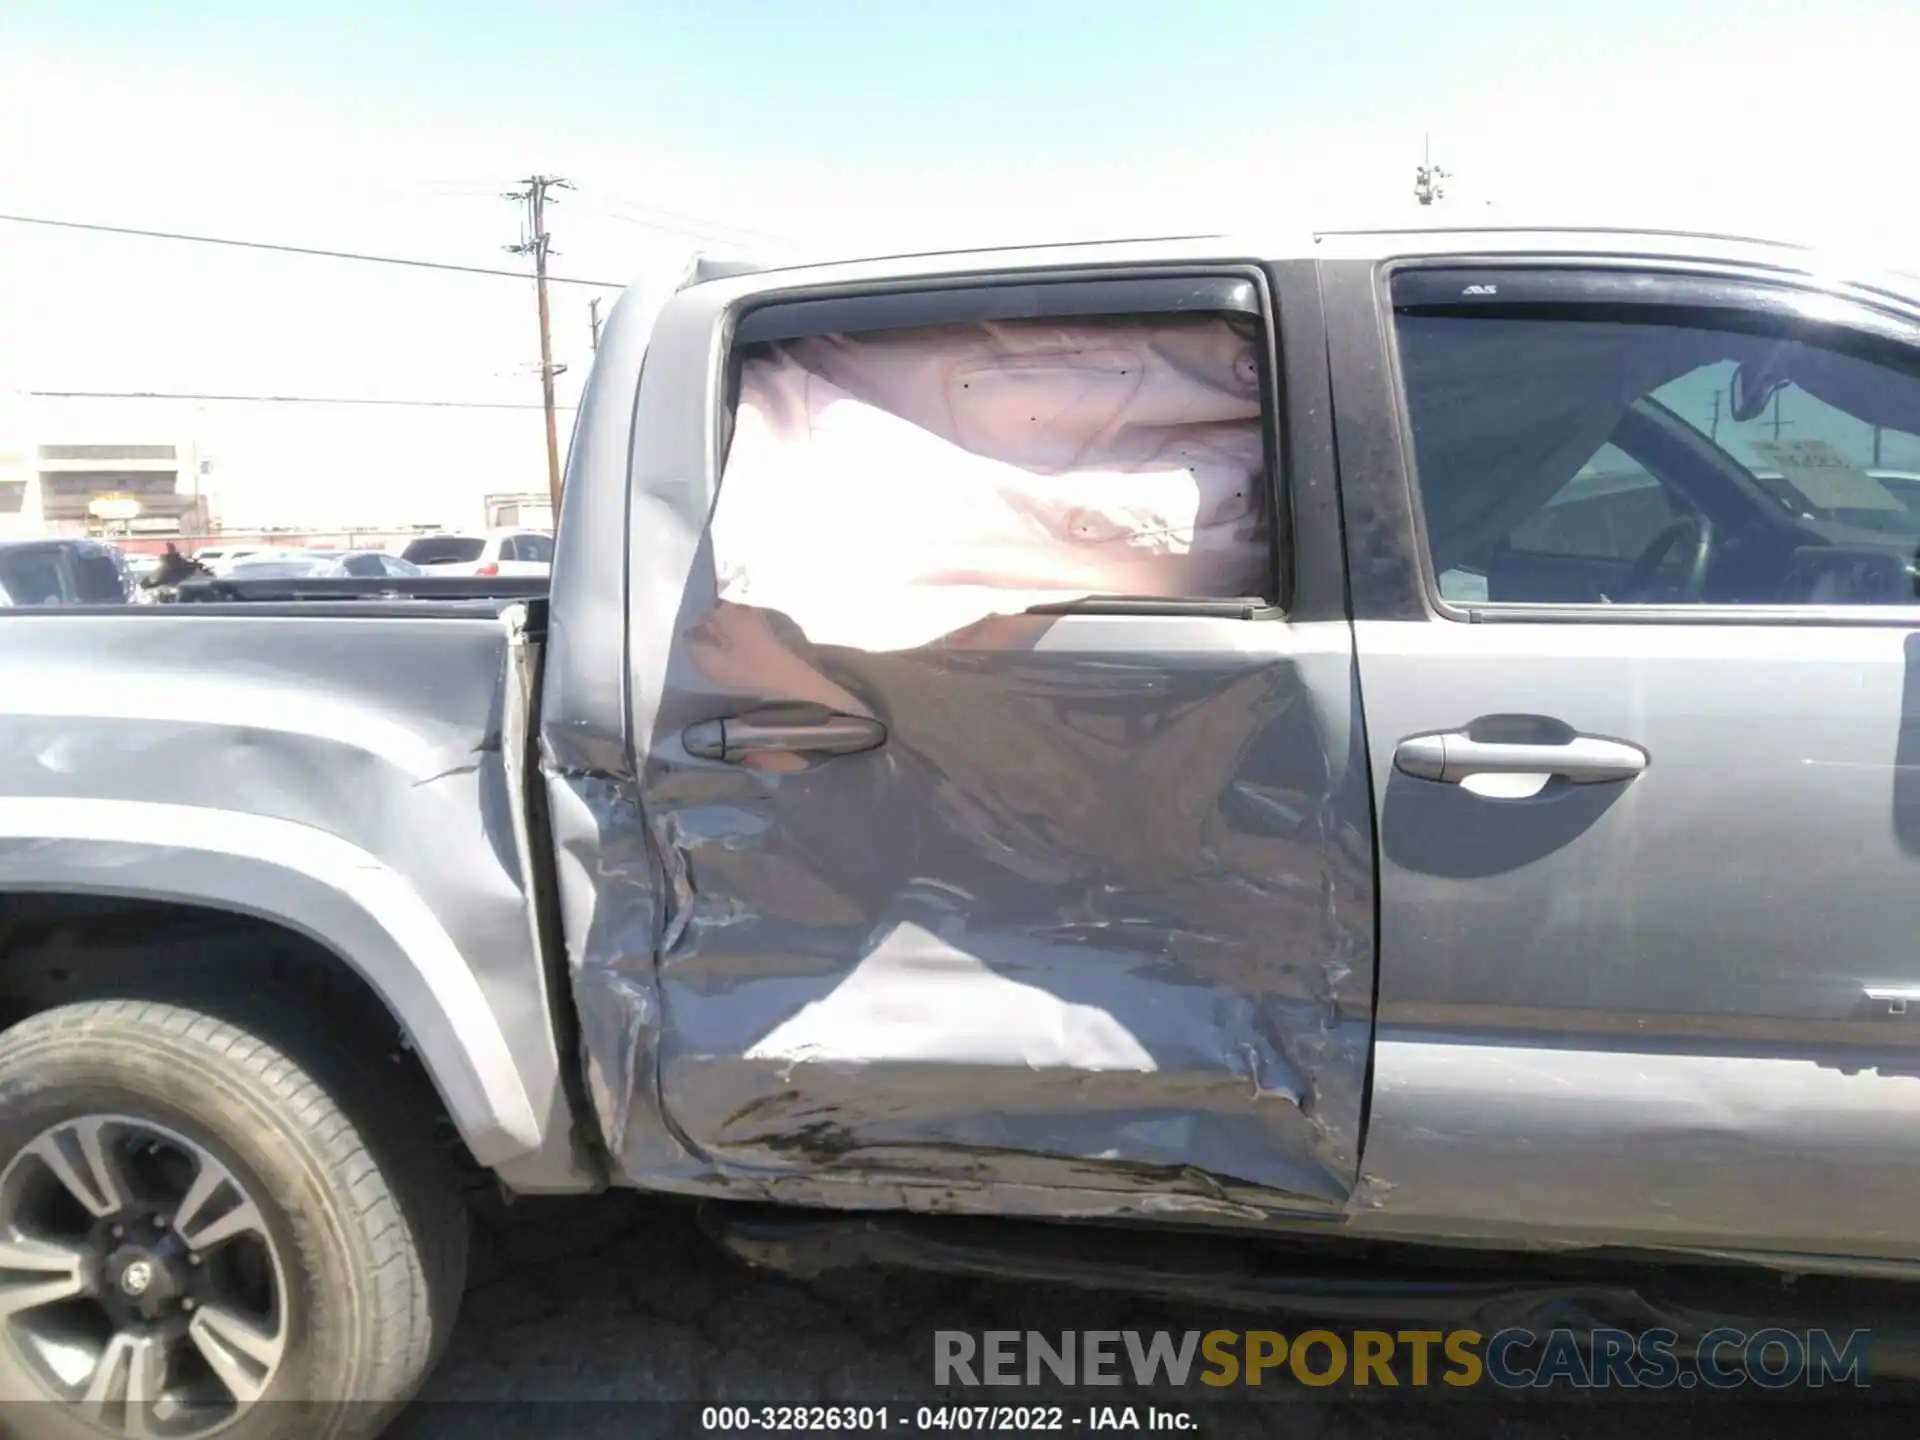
[718,265,1291,620]
[1381,257,1920,627]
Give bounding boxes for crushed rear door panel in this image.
[586,272,1377,1222]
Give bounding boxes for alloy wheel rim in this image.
[0,1114,290,1437]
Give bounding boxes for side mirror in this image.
[1730,360,1791,423]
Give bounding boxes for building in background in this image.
[0,448,215,541]
[32,439,213,538]
[0,394,215,540]
[1,389,564,541]
[0,442,25,536]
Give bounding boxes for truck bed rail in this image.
[172,575,551,604]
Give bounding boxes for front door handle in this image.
[1394,732,1648,785]
[683,710,887,764]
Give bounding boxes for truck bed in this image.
[170,574,550,606]
[0,600,586,1191]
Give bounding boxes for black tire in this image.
[0,999,468,1440]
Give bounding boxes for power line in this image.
[27,389,579,411]
[0,212,626,289]
[571,196,790,248]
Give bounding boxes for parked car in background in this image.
[119,550,163,585]
[223,549,424,580]
[190,544,273,575]
[400,528,552,576]
[334,549,426,579]
[0,537,134,605]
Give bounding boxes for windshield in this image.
[1648,359,1920,533]
[401,536,485,564]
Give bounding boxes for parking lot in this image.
[390,1194,1920,1439]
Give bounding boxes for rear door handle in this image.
[683,710,887,764]
[1394,732,1648,784]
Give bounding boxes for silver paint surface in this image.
[0,608,588,1188]
[1350,619,1920,1262]
[12,226,1920,1281]
[540,252,1382,1220]
[644,611,1375,1216]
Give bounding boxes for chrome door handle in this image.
[1394,732,1648,785]
[683,710,886,764]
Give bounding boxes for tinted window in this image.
[382,555,423,576]
[401,536,485,564]
[1505,445,1677,561]
[0,549,68,605]
[1395,306,1920,607]
[70,548,129,602]
[341,553,386,577]
[514,533,553,563]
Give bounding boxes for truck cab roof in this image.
[664,223,1920,308]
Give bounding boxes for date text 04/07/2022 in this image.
[699,1404,1200,1432]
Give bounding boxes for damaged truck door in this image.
[619,267,1378,1218]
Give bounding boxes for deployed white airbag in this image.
[712,315,1270,651]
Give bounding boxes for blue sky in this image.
[5,0,1910,257]
[0,0,1789,174]
[2,0,1916,528]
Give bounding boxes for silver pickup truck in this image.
[4,225,1920,1436]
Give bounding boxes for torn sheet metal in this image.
[563,294,1376,1221]
[714,316,1270,651]
[541,767,699,1177]
[636,606,1375,1216]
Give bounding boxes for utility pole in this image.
[1707,391,1721,443]
[506,175,572,513]
[1769,390,1792,442]
[588,297,604,353]
[1414,134,1449,207]
[189,407,203,537]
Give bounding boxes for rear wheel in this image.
[0,999,467,1440]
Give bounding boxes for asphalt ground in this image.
[387,1193,1920,1440]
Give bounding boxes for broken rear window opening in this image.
[712,312,1276,652]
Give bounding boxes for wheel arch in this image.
[0,798,542,1172]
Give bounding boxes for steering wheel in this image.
[1614,512,1714,603]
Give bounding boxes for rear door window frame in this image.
[718,269,1294,619]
